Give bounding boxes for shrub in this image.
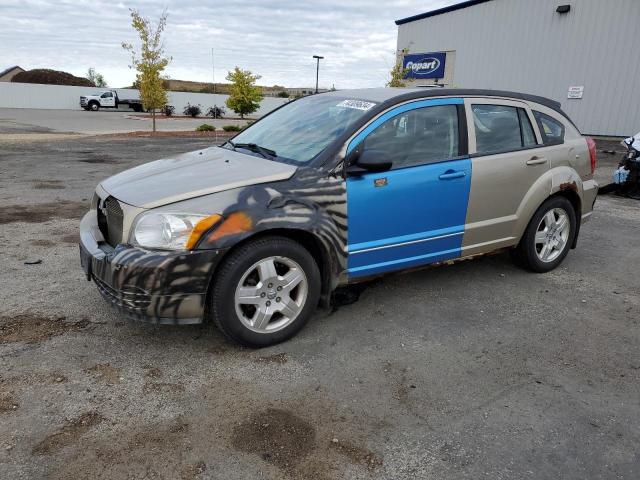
[183,103,202,117]
[196,124,215,132]
[222,125,242,132]
[206,105,225,118]
[276,91,290,98]
[162,105,175,116]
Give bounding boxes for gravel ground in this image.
[0,136,638,480]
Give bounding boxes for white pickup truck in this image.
[80,90,143,112]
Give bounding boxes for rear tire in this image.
[209,236,321,347]
[512,196,576,273]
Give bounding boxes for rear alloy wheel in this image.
[534,208,570,263]
[210,236,320,347]
[513,196,576,273]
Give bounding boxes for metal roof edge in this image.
[395,0,493,25]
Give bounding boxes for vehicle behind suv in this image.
[79,88,598,346]
[80,89,143,112]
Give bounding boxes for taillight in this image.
[586,137,597,174]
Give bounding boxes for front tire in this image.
[512,196,577,273]
[89,102,99,111]
[210,236,321,347]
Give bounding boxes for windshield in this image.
[226,95,376,164]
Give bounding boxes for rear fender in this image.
[513,166,583,244]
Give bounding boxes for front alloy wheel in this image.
[234,256,308,333]
[210,236,320,347]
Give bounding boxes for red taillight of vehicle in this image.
[586,137,597,174]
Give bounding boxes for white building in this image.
[395,0,640,136]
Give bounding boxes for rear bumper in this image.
[581,178,598,223]
[79,211,225,325]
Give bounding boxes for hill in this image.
[12,69,95,87]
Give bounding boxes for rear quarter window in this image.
[533,111,565,145]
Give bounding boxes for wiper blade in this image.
[233,142,277,159]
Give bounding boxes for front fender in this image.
[195,173,348,289]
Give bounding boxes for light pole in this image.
[313,55,324,94]
[211,48,215,94]
[211,48,217,120]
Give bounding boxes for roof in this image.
[321,87,574,126]
[324,87,559,109]
[0,65,24,77]
[395,0,492,25]
[323,87,427,103]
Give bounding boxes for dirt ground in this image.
[0,135,638,479]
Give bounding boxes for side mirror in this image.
[346,149,392,174]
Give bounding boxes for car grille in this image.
[93,276,151,311]
[80,96,87,106]
[97,196,124,246]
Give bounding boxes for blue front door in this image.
[346,98,471,278]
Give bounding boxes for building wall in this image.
[397,0,640,136]
[0,82,288,117]
[0,67,25,82]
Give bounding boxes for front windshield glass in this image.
[227,95,376,164]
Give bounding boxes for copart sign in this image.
[402,52,446,79]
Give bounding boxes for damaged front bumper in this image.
[79,210,225,325]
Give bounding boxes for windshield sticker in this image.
[336,100,376,111]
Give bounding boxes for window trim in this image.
[533,110,565,146]
[517,107,537,148]
[467,100,550,158]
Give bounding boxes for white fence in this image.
[0,82,288,117]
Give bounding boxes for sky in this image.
[0,0,455,89]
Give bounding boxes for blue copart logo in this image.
[406,58,441,75]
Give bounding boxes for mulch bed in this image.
[91,131,235,139]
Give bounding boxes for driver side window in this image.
[362,105,460,169]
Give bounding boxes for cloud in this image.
[0,0,453,89]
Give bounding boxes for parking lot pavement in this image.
[0,108,247,135]
[1,136,638,480]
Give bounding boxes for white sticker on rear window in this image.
[336,99,376,111]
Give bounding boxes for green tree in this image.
[122,9,171,132]
[386,48,411,88]
[86,68,107,87]
[225,67,263,119]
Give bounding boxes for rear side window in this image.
[362,104,460,169]
[472,104,539,155]
[533,111,565,145]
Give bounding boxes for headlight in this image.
[132,211,221,250]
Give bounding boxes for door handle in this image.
[526,156,547,165]
[439,170,466,180]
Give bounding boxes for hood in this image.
[100,146,297,209]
